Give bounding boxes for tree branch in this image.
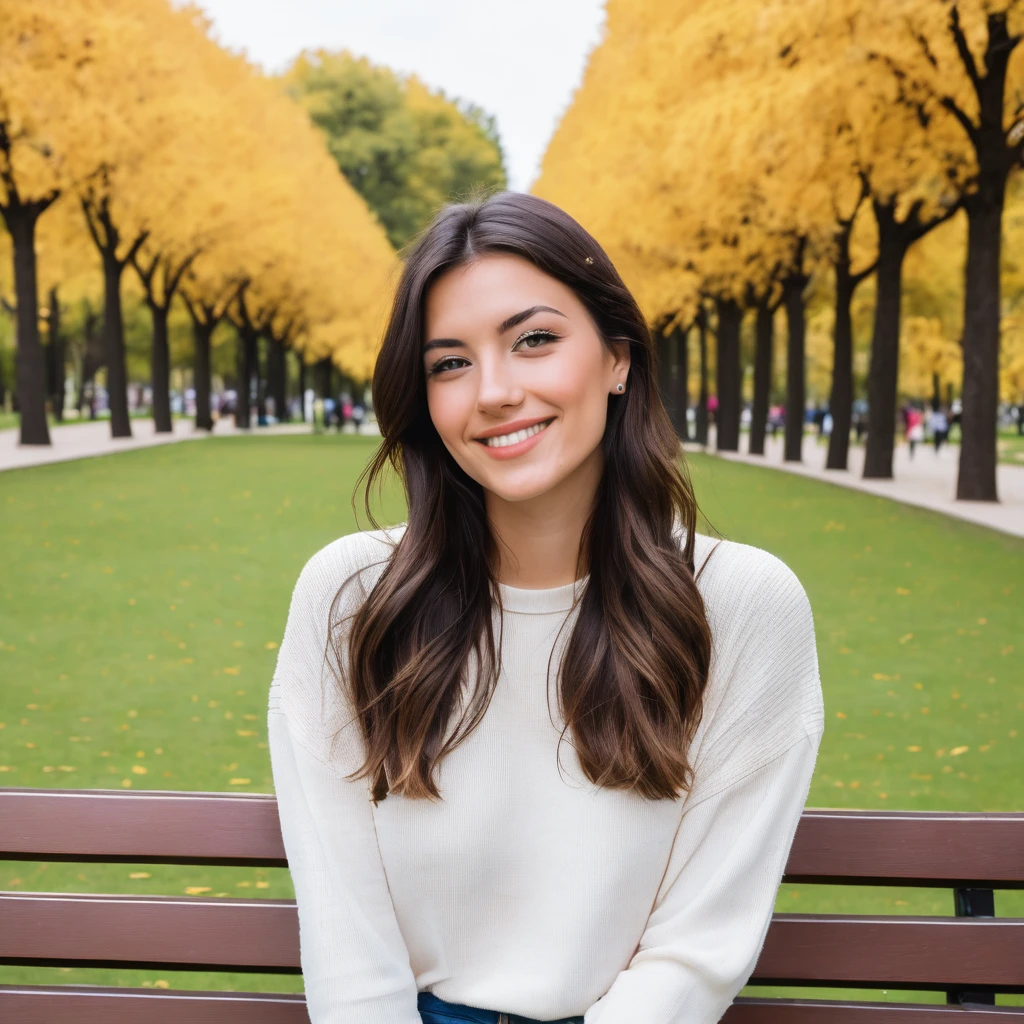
[79,195,105,253]
[948,4,982,96]
[939,94,980,146]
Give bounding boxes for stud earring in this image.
[616,383,625,393]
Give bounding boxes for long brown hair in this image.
[333,191,713,803]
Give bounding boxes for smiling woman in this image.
[267,191,824,1024]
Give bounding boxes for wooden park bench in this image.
[1,787,1022,1022]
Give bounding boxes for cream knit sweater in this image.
[267,524,825,1023]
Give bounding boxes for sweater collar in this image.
[496,575,590,614]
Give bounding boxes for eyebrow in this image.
[423,305,567,355]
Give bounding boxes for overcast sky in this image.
[192,0,607,192]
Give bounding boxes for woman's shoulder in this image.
[689,531,812,628]
[289,523,409,618]
[685,532,824,781]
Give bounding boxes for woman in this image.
[268,192,824,1024]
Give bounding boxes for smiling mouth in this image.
[476,418,555,448]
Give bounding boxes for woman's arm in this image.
[585,541,825,1023]
[268,537,421,1024]
[582,730,821,1024]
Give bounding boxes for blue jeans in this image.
[418,990,585,1024]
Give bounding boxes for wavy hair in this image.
[333,191,713,803]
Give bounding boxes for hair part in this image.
[333,190,713,803]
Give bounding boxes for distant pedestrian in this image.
[352,402,365,433]
[930,407,949,453]
[853,412,866,443]
[906,408,924,458]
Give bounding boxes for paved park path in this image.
[686,429,1024,539]
[0,418,317,473]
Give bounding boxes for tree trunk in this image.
[77,309,102,418]
[297,354,307,421]
[235,327,258,430]
[101,248,132,438]
[714,297,742,451]
[255,335,267,423]
[148,301,172,433]
[46,286,65,422]
[782,273,808,462]
[193,319,214,431]
[863,202,908,479]
[749,298,773,456]
[317,357,332,399]
[827,253,855,470]
[673,325,691,441]
[957,179,1005,501]
[656,330,675,428]
[695,312,709,445]
[268,335,288,423]
[2,203,50,445]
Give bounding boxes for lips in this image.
[477,418,554,448]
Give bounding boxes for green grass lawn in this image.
[0,435,1021,1004]
[998,428,1024,465]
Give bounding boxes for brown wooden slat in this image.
[4,790,1024,887]
[0,893,300,973]
[2,990,1022,1024]
[4,893,1023,992]
[786,810,1024,889]
[0,985,309,1024]
[0,788,287,866]
[752,914,1024,991]
[725,998,1024,1022]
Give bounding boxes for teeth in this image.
[483,419,551,448]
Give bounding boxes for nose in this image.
[475,350,525,415]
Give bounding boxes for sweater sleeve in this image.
[267,537,421,1024]
[581,731,821,1024]
[583,541,825,1024]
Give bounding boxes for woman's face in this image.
[423,253,630,505]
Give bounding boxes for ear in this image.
[607,337,631,378]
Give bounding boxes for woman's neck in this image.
[485,447,601,589]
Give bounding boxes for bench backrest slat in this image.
[0,986,310,1024]
[3,789,1024,886]
[3,892,1022,990]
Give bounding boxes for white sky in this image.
[192,0,607,192]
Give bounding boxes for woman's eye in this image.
[513,329,559,350]
[428,357,467,375]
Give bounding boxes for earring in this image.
[616,383,625,393]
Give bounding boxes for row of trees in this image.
[536,0,1024,501]
[0,0,400,446]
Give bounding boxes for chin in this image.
[476,463,573,504]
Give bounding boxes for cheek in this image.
[426,382,471,443]
[545,351,610,428]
